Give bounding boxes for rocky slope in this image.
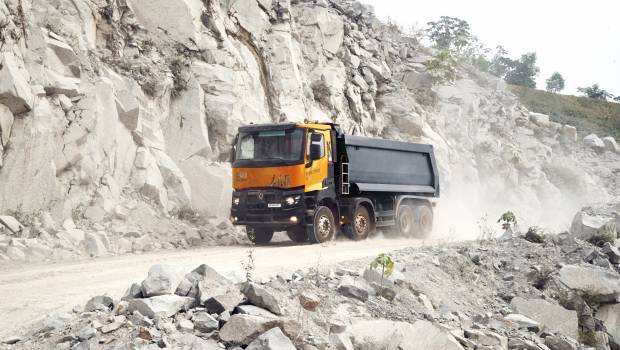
[4,228,620,349]
[0,0,619,261]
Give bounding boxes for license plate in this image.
[268,203,282,208]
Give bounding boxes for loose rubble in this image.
[5,224,620,349]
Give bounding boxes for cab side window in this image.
[307,132,325,158]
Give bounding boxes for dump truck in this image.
[229,122,440,244]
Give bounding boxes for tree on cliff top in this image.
[546,72,565,93]
[426,16,472,54]
[577,84,614,101]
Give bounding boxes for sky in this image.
[360,0,620,95]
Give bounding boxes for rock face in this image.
[584,134,606,152]
[127,295,192,318]
[219,314,278,345]
[242,283,284,315]
[510,297,578,339]
[558,265,620,302]
[0,0,615,239]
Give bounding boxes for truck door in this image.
[305,130,330,192]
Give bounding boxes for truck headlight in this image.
[232,197,240,206]
[285,195,301,206]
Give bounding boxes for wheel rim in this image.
[317,215,332,239]
[354,215,368,235]
[420,209,432,232]
[399,207,414,234]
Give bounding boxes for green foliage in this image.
[587,225,616,247]
[370,253,395,291]
[504,52,539,88]
[5,205,38,227]
[579,331,597,346]
[524,226,546,243]
[577,84,614,101]
[509,85,620,141]
[426,16,472,54]
[370,253,395,277]
[498,211,517,231]
[545,72,565,93]
[424,51,457,85]
[614,95,620,102]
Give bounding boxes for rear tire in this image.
[246,227,274,244]
[343,205,372,240]
[397,204,415,236]
[286,227,308,243]
[413,204,433,238]
[308,206,336,243]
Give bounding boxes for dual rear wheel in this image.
[397,202,433,238]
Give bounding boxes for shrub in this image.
[497,211,517,231]
[370,253,395,290]
[524,226,546,243]
[587,225,616,247]
[424,51,457,85]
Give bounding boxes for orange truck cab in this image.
[230,122,440,244]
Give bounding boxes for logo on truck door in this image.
[271,174,291,188]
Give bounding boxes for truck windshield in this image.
[235,128,305,164]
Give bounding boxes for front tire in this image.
[246,227,274,244]
[343,205,372,240]
[286,227,308,243]
[308,206,336,243]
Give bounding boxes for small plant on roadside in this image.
[175,206,198,222]
[587,224,616,247]
[524,226,546,244]
[241,248,255,282]
[528,265,555,290]
[497,211,517,231]
[370,253,395,290]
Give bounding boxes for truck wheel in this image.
[246,227,274,244]
[308,206,336,243]
[397,204,415,236]
[286,227,308,243]
[344,206,372,240]
[413,204,433,238]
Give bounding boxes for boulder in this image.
[192,312,219,333]
[141,264,185,297]
[464,329,507,349]
[561,125,578,143]
[602,242,620,264]
[570,210,613,240]
[510,297,578,339]
[235,305,278,319]
[602,136,620,153]
[175,264,232,301]
[84,295,114,312]
[299,291,320,311]
[597,304,620,344]
[337,276,371,302]
[246,327,296,350]
[0,52,33,114]
[543,336,578,350]
[347,319,463,350]
[529,112,550,127]
[82,232,107,257]
[204,291,244,314]
[177,318,194,332]
[219,314,278,345]
[127,295,193,318]
[503,314,541,331]
[558,264,620,302]
[241,283,284,315]
[0,215,23,234]
[583,134,606,153]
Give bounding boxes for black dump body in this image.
[344,135,439,197]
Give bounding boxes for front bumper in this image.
[230,188,307,229]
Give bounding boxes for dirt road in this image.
[0,237,434,338]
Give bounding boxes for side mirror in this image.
[229,135,238,163]
[309,143,322,161]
